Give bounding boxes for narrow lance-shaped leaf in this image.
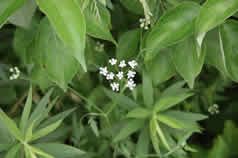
[113,119,145,142]
[31,120,63,141]
[36,0,87,71]
[149,118,160,154]
[0,0,25,27]
[0,109,23,141]
[20,85,32,133]
[195,0,238,51]
[143,70,154,106]
[4,143,21,158]
[144,2,200,61]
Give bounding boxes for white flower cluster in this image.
[99,58,138,92]
[9,67,20,80]
[95,41,104,52]
[139,18,151,30]
[208,104,220,115]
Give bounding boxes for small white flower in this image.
[126,79,136,91]
[139,18,151,30]
[127,70,136,79]
[208,104,220,115]
[119,60,127,68]
[110,82,120,92]
[95,41,104,52]
[106,72,115,80]
[116,71,124,80]
[128,60,138,69]
[109,58,117,65]
[9,67,20,80]
[99,67,108,76]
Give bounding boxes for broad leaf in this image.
[220,20,238,81]
[116,29,140,61]
[84,1,116,44]
[120,0,144,15]
[195,0,238,49]
[8,0,37,28]
[0,0,25,27]
[172,35,206,88]
[33,18,79,91]
[36,0,87,70]
[145,2,200,61]
[146,48,176,85]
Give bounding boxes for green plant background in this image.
[0,0,238,157]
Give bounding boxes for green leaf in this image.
[33,18,79,91]
[84,1,116,45]
[4,143,21,158]
[31,120,62,141]
[120,0,144,15]
[0,109,23,141]
[204,28,229,77]
[157,113,186,130]
[207,121,238,158]
[113,119,145,142]
[104,88,139,110]
[136,128,150,158]
[20,85,32,133]
[36,0,87,71]
[29,146,54,158]
[145,2,200,61]
[149,118,160,154]
[34,143,85,158]
[154,119,171,151]
[0,0,25,27]
[146,48,176,85]
[158,110,207,130]
[116,29,140,61]
[127,107,152,119]
[195,0,238,49]
[143,70,154,106]
[172,35,206,88]
[8,0,37,28]
[38,108,76,129]
[28,88,53,127]
[154,89,194,112]
[220,20,238,81]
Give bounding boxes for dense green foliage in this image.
[1,0,238,157]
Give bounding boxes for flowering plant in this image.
[0,0,238,158]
